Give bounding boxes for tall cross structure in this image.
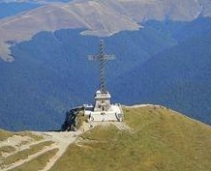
[88,40,115,93]
[84,40,124,121]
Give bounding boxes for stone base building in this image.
[84,90,124,123]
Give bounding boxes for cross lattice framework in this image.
[88,40,115,93]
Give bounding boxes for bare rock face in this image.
[61,107,84,131]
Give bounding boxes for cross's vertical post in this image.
[88,40,115,93]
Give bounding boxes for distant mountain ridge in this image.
[0,0,70,3]
[0,1,211,131]
[0,0,211,61]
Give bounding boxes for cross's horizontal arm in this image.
[88,54,115,61]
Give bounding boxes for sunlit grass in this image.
[8,148,59,171]
[2,141,54,166]
[50,106,211,171]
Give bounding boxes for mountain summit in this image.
[1,105,211,171]
[0,0,211,131]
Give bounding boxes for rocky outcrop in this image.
[60,107,84,132]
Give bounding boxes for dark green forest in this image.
[0,17,211,131]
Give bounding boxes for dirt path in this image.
[37,131,84,171]
[1,121,131,171]
[123,104,167,110]
[38,122,131,171]
[1,139,49,158]
[0,135,33,148]
[0,130,85,171]
[123,104,153,108]
[1,143,56,171]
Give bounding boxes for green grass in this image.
[50,106,211,171]
[8,148,59,171]
[2,141,54,166]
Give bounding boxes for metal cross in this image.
[88,40,115,93]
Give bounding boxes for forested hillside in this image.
[0,0,211,131]
[113,17,211,125]
[0,25,177,131]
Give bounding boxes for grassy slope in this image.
[0,129,13,141]
[0,130,56,171]
[3,141,54,166]
[50,106,211,171]
[8,148,59,171]
[0,129,43,142]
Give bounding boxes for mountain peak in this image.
[1,105,211,171]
